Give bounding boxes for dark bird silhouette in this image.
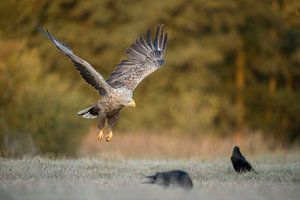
[231,146,256,173]
[142,170,193,189]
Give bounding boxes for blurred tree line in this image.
[0,0,299,156]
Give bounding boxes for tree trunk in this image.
[285,72,293,92]
[235,49,245,133]
[272,0,279,11]
[269,76,277,96]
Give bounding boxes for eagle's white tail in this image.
[77,105,98,119]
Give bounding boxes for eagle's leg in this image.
[96,130,104,140]
[97,114,106,141]
[106,111,120,142]
[105,131,113,142]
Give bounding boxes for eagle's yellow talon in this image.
[97,130,104,140]
[105,131,113,142]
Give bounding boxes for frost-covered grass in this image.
[0,154,299,200]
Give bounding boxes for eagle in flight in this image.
[40,25,168,142]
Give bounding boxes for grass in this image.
[0,153,299,200]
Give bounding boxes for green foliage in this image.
[0,0,299,156]
[0,40,90,156]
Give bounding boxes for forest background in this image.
[0,0,299,157]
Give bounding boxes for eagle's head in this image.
[113,89,135,108]
[123,97,136,108]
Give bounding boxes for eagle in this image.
[40,25,167,142]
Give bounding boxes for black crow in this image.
[142,170,193,189]
[231,146,256,173]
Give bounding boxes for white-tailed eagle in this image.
[40,25,167,142]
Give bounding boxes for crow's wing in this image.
[231,156,239,171]
[237,157,253,171]
[241,158,253,171]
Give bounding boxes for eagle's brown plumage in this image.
[40,25,168,142]
[107,25,167,91]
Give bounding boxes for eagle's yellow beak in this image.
[127,100,136,108]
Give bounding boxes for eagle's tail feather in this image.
[77,105,99,119]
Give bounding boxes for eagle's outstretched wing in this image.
[106,24,168,91]
[40,27,111,96]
